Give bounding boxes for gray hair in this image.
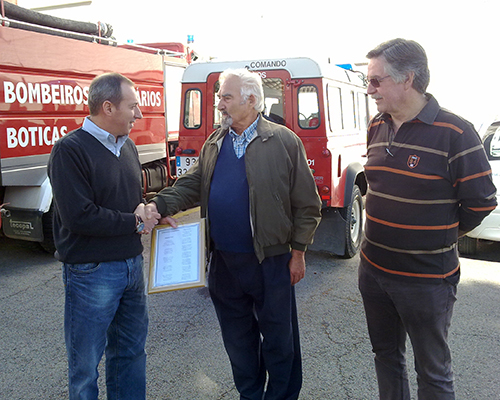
[88,72,135,115]
[219,68,264,112]
[366,38,430,94]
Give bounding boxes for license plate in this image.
[176,156,198,176]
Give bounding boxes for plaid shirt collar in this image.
[228,115,259,158]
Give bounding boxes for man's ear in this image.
[102,100,114,116]
[405,72,415,90]
[248,94,256,108]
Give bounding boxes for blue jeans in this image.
[63,254,148,400]
[208,250,302,400]
[358,263,457,400]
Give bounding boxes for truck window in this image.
[263,78,285,125]
[184,89,201,129]
[358,92,369,131]
[298,85,319,129]
[351,91,358,129]
[213,80,221,129]
[339,89,355,132]
[327,85,343,132]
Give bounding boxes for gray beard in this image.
[221,115,233,130]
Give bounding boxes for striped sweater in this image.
[361,94,497,282]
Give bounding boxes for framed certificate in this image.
[148,208,206,293]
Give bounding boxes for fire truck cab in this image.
[176,58,373,258]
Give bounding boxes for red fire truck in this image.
[176,58,373,258]
[0,3,187,251]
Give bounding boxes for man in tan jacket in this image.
[146,68,321,400]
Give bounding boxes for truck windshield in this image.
[213,77,285,128]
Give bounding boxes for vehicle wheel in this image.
[341,185,363,258]
[458,236,478,256]
[40,205,56,255]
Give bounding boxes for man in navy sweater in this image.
[48,73,160,400]
[146,69,321,400]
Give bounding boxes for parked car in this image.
[458,119,500,255]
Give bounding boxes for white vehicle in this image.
[176,58,375,258]
[458,119,500,255]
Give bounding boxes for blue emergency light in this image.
[336,63,353,71]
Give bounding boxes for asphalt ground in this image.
[1,235,499,399]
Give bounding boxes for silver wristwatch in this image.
[135,214,145,233]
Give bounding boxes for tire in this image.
[40,205,56,255]
[341,185,363,258]
[458,236,478,256]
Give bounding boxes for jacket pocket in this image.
[265,193,293,243]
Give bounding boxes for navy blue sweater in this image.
[48,128,143,263]
[208,134,254,253]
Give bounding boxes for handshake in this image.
[133,202,178,235]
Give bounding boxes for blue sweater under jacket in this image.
[208,134,254,253]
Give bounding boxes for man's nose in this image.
[135,106,143,119]
[367,83,377,95]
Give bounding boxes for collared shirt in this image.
[82,116,128,157]
[228,115,259,158]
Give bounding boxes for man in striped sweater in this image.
[358,38,497,400]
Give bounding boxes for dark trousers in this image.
[358,262,457,400]
[208,250,302,400]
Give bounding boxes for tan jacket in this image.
[151,117,322,262]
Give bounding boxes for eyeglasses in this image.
[365,75,391,88]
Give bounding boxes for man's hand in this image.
[289,249,306,286]
[144,202,159,221]
[159,216,178,228]
[134,203,160,234]
[144,202,178,228]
